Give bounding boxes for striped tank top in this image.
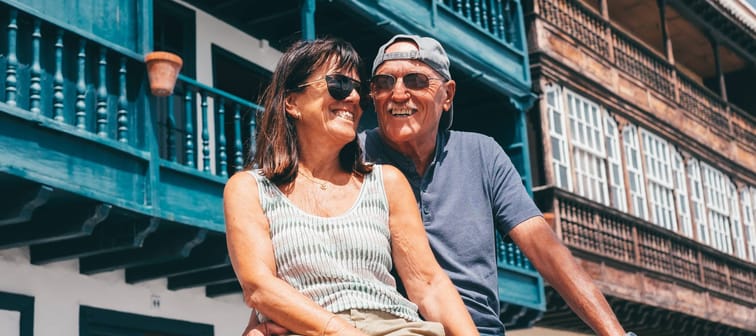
[249,165,419,322]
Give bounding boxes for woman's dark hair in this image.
[249,37,372,185]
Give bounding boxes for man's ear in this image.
[442,80,456,111]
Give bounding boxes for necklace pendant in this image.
[319,184,327,190]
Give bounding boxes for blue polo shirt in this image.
[359,128,542,335]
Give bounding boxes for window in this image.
[730,184,745,259]
[623,125,648,220]
[566,91,609,205]
[80,306,213,336]
[546,86,571,190]
[743,188,756,261]
[701,163,733,254]
[688,159,708,244]
[640,129,677,231]
[605,116,627,211]
[0,292,33,336]
[672,152,693,237]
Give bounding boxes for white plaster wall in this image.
[0,309,20,336]
[170,0,282,174]
[0,247,249,336]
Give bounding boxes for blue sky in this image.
[748,0,756,8]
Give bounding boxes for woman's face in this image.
[286,58,363,148]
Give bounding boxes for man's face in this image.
[370,41,455,147]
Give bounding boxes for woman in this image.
[224,37,477,336]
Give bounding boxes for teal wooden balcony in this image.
[0,0,544,327]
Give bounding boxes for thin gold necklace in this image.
[298,171,328,190]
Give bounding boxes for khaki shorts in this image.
[288,309,445,336]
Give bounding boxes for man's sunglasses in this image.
[370,73,444,93]
[298,74,361,100]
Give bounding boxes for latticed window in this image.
[730,183,746,259]
[623,125,648,220]
[604,116,626,212]
[546,86,571,190]
[701,163,733,254]
[742,188,756,262]
[672,152,693,237]
[688,159,708,244]
[566,90,609,205]
[640,129,677,231]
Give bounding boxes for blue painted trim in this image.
[0,0,144,61]
[301,0,316,40]
[512,0,531,84]
[498,264,546,310]
[139,0,153,54]
[337,0,533,100]
[0,103,150,161]
[0,291,34,336]
[79,306,213,336]
[177,75,263,111]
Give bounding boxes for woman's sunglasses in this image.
[370,73,444,94]
[298,74,361,100]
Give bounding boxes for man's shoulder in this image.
[446,130,500,151]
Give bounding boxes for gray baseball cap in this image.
[372,34,453,130]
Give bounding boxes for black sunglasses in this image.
[370,73,444,93]
[298,74,361,100]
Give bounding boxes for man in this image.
[359,34,632,336]
[243,35,634,336]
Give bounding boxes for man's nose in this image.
[391,79,410,101]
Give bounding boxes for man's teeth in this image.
[335,110,353,121]
[391,108,414,116]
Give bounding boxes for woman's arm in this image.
[224,172,364,336]
[381,165,478,336]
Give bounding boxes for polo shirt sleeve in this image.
[484,137,542,235]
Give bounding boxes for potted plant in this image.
[144,51,183,97]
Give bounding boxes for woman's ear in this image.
[284,94,300,120]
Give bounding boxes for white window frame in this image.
[701,162,733,254]
[545,85,572,190]
[623,125,648,220]
[604,116,627,212]
[565,90,609,205]
[640,129,677,231]
[730,184,745,259]
[672,151,693,237]
[743,187,756,262]
[688,159,708,244]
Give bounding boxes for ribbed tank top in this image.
[248,165,419,322]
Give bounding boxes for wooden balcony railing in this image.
[537,0,609,57]
[678,72,730,131]
[542,187,756,305]
[438,0,525,49]
[0,6,148,150]
[156,76,261,178]
[535,0,754,142]
[611,28,676,100]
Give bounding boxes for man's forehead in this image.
[375,58,435,75]
[385,40,419,53]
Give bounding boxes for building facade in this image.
[524,0,756,335]
[0,0,547,334]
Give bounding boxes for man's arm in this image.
[508,216,627,336]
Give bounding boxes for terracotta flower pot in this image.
[144,51,183,97]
